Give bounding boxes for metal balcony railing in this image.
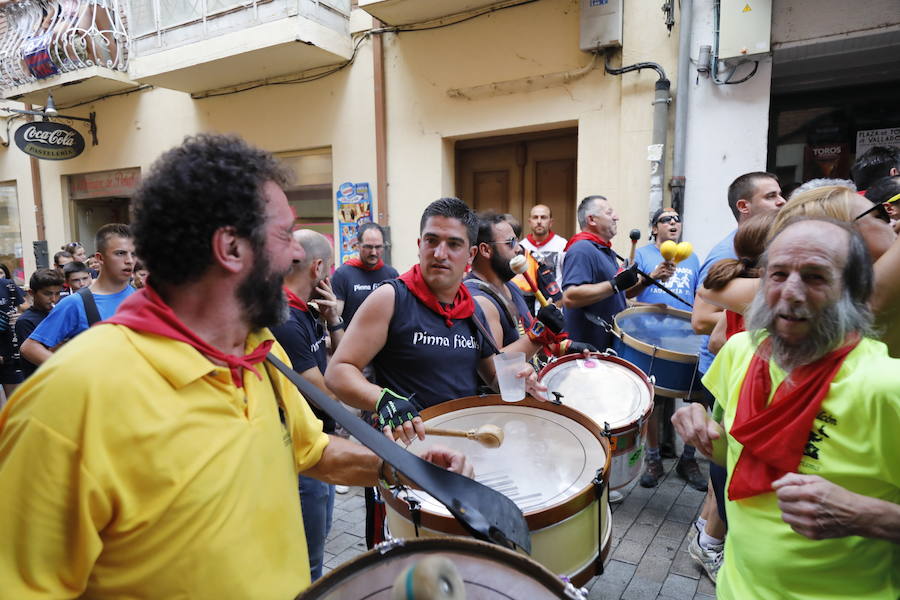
[0,0,129,91]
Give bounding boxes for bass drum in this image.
[298,537,585,599]
[538,352,654,490]
[383,396,611,587]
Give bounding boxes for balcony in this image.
[358,0,508,26]
[128,0,353,95]
[0,0,137,105]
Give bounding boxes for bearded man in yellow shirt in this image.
[0,134,471,599]
[673,217,900,599]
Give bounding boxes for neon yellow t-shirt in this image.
[0,324,330,599]
[703,332,900,600]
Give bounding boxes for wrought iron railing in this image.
[0,0,129,90]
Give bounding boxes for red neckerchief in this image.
[345,257,385,271]
[398,264,474,327]
[283,286,309,312]
[727,335,859,500]
[564,231,612,252]
[105,286,274,388]
[526,231,556,249]
[725,310,745,340]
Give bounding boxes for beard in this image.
[237,249,290,330]
[744,287,872,372]
[490,249,515,282]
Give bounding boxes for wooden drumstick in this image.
[425,424,504,449]
[509,255,548,307]
[391,555,466,600]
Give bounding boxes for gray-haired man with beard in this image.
[672,217,900,600]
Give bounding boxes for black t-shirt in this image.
[0,279,24,360]
[331,263,399,324]
[270,305,335,433]
[15,307,47,379]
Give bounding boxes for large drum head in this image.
[615,306,705,359]
[404,398,606,516]
[299,538,574,599]
[539,354,653,432]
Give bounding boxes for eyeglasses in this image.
[656,215,681,225]
[360,244,384,251]
[854,197,897,224]
[487,237,518,249]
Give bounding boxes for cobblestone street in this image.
[323,457,716,599]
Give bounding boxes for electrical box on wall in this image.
[580,0,623,52]
[718,0,772,61]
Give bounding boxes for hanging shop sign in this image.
[335,181,373,264]
[14,121,85,161]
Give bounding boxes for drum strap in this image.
[467,278,520,332]
[264,354,531,554]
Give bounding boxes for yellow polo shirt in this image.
[0,324,330,599]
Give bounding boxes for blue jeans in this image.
[299,475,335,581]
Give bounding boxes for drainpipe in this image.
[372,19,390,264]
[669,0,692,215]
[25,104,46,242]
[604,52,671,224]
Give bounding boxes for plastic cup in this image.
[493,351,526,403]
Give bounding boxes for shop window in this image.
[277,149,334,245]
[0,183,24,284]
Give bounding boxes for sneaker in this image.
[689,532,723,583]
[335,485,350,494]
[609,490,624,504]
[639,456,665,488]
[676,457,708,492]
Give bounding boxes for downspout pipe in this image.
[604,53,671,225]
[372,19,390,264]
[670,0,692,215]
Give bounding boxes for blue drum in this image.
[612,306,704,399]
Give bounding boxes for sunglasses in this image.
[487,237,518,249]
[360,244,384,251]
[853,193,899,224]
[656,215,681,225]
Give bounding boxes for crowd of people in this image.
[0,134,896,599]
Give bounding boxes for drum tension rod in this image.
[551,391,564,405]
[408,497,422,538]
[591,468,607,576]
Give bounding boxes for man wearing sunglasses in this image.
[332,222,399,326]
[864,175,900,233]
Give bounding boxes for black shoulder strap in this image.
[466,278,519,329]
[469,309,502,356]
[77,287,102,326]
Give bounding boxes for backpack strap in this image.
[77,287,102,326]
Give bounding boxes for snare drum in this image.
[613,305,704,399]
[298,537,583,599]
[538,353,654,489]
[382,396,611,587]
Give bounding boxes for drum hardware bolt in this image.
[375,538,405,554]
[602,422,612,438]
[551,391,564,405]
[591,468,607,576]
[603,348,619,357]
[408,497,422,537]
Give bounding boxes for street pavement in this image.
[322,456,717,599]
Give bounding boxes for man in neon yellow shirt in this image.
[0,134,471,599]
[673,217,900,599]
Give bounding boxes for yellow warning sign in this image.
[743,3,751,11]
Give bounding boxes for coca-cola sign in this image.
[14,121,85,160]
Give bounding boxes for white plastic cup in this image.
[493,351,527,403]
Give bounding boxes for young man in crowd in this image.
[15,268,64,380]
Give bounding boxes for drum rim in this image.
[298,536,572,599]
[537,352,654,434]
[612,305,702,364]
[382,396,612,532]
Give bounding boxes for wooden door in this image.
[455,129,577,239]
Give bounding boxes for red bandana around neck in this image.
[564,231,612,252]
[526,231,556,249]
[727,335,859,500]
[345,257,385,271]
[398,264,474,327]
[283,286,309,312]
[105,286,274,388]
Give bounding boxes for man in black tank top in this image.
[326,199,551,446]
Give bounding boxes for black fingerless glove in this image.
[375,389,419,430]
[562,340,598,355]
[535,304,565,334]
[611,265,639,293]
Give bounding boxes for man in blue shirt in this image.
[270,229,344,583]
[15,269,64,381]
[561,195,642,350]
[332,223,398,325]
[21,224,136,367]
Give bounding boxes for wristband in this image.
[526,318,568,347]
[327,317,345,332]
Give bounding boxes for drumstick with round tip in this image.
[629,228,641,263]
[425,424,504,448]
[509,255,548,307]
[391,555,466,600]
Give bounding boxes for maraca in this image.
[673,241,693,263]
[659,240,677,262]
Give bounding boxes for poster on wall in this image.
[803,143,851,181]
[336,181,372,264]
[856,127,900,157]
